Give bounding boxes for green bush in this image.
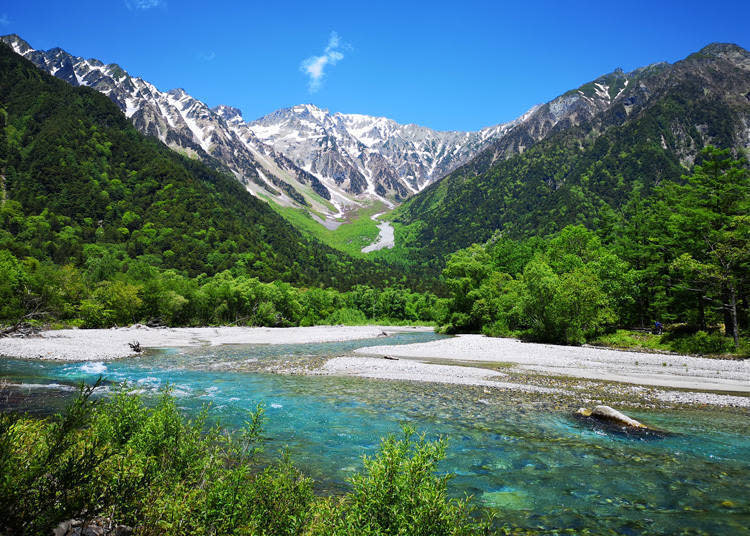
[664,330,735,355]
[78,298,113,328]
[0,250,28,321]
[306,426,492,536]
[0,386,490,536]
[326,307,367,325]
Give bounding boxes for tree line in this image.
[0,246,441,328]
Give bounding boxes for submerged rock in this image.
[481,488,530,510]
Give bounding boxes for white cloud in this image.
[125,0,165,11]
[300,31,346,93]
[0,14,10,25]
[197,51,216,62]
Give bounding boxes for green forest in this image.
[438,147,748,353]
[0,43,444,329]
[393,46,748,265]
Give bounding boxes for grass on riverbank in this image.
[0,382,491,536]
[591,329,749,358]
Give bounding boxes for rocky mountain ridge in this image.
[247,104,527,200]
[2,34,531,218]
[459,43,750,181]
[394,42,750,261]
[1,34,340,216]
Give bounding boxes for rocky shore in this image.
[0,325,431,361]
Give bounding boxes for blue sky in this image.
[2,0,749,131]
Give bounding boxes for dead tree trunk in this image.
[728,283,740,350]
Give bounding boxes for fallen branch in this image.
[0,311,46,338]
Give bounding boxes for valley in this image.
[1,13,749,536]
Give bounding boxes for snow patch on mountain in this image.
[1,33,537,219]
[246,104,523,200]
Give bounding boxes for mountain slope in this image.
[248,104,521,200]
[0,41,415,289]
[1,34,524,221]
[1,34,339,217]
[394,43,750,263]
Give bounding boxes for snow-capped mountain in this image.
[1,34,337,216]
[3,33,651,221]
[248,105,520,199]
[474,68,636,169]
[1,34,526,217]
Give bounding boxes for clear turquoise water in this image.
[1,332,748,535]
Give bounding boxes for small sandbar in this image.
[320,356,562,393]
[0,325,433,362]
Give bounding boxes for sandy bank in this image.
[353,335,750,393]
[0,325,432,361]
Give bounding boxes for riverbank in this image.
[2,327,748,407]
[320,356,561,393]
[350,334,749,392]
[312,334,750,408]
[0,325,432,361]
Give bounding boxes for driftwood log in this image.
[0,300,46,338]
[0,321,42,338]
[576,405,669,438]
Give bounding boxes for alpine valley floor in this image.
[1,326,747,408]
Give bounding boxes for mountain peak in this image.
[692,42,750,63]
[699,42,748,55]
[167,88,189,99]
[1,34,32,55]
[290,103,328,117]
[212,104,244,122]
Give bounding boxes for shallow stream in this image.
[1,332,748,535]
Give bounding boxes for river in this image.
[1,332,748,534]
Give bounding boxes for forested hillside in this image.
[0,43,441,328]
[0,43,421,287]
[394,43,750,265]
[434,146,749,352]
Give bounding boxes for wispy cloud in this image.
[300,31,347,93]
[197,51,216,62]
[0,14,10,26]
[125,0,165,11]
